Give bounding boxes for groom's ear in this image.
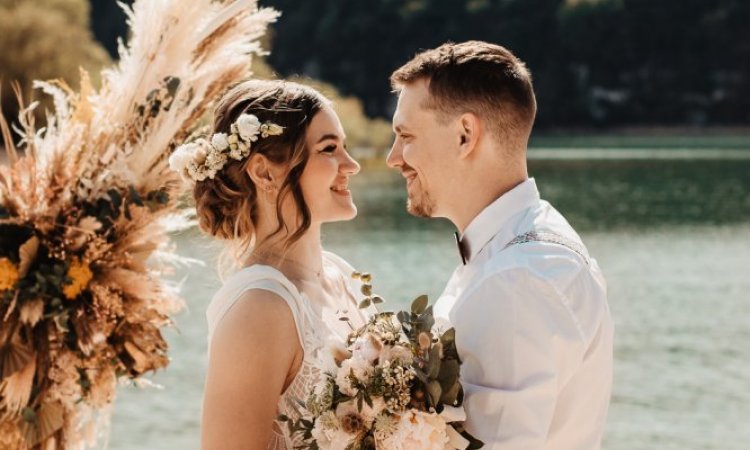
[457,112,481,159]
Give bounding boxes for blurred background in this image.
[1,1,749,449]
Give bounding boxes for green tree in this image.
[0,0,110,126]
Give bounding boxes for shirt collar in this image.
[459,178,540,263]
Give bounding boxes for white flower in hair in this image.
[236,113,262,141]
[169,142,202,182]
[170,113,283,183]
[211,132,230,151]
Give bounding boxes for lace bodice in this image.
[205,252,370,449]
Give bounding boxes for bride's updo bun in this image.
[193,79,327,257]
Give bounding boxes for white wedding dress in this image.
[205,251,370,449]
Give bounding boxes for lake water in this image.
[109,151,750,450]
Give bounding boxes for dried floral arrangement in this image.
[0,1,278,448]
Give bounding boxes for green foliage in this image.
[262,0,750,127]
[0,0,110,126]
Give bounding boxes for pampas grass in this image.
[0,1,278,448]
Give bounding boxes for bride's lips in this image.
[330,182,351,196]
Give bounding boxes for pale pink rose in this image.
[377,410,450,450]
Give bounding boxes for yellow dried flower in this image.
[63,258,94,300]
[0,257,20,291]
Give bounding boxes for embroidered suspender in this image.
[503,231,591,265]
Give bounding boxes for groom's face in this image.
[387,79,457,218]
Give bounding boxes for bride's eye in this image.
[320,144,337,154]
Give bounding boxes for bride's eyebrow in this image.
[316,133,342,144]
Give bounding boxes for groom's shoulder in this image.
[472,238,608,338]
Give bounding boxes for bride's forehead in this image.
[307,108,345,140]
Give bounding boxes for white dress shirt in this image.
[434,178,614,450]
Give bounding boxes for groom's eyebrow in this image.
[393,123,411,133]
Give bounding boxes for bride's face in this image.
[298,105,360,224]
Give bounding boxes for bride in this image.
[174,79,371,449]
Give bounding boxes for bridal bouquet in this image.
[0,1,277,448]
[281,273,483,450]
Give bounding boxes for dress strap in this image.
[503,230,591,265]
[206,265,309,350]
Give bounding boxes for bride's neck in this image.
[249,223,324,280]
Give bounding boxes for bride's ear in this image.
[245,154,282,191]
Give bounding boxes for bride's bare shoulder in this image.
[209,288,300,365]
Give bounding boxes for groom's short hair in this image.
[391,41,537,149]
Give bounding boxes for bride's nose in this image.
[340,150,360,175]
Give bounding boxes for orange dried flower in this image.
[62,258,93,300]
[0,257,20,291]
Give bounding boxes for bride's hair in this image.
[193,79,328,266]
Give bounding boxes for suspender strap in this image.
[504,231,591,265]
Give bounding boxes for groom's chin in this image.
[406,199,432,218]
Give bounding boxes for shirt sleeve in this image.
[450,267,587,449]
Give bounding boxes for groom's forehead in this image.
[394,83,432,125]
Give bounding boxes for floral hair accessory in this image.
[169,113,284,182]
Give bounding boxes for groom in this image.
[387,41,614,449]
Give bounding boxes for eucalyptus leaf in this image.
[358,298,371,309]
[438,359,459,386]
[441,380,461,406]
[440,328,456,345]
[428,347,441,378]
[411,295,428,314]
[427,380,442,406]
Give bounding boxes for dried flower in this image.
[62,258,94,300]
[210,132,230,151]
[0,257,19,291]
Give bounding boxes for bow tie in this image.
[454,231,467,265]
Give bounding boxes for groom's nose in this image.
[386,140,403,169]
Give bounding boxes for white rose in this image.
[169,143,200,180]
[317,338,350,375]
[236,113,261,142]
[335,356,374,397]
[211,132,230,151]
[351,333,383,364]
[378,410,450,450]
[380,344,413,365]
[311,411,339,448]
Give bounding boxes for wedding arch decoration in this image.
[0,1,278,447]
